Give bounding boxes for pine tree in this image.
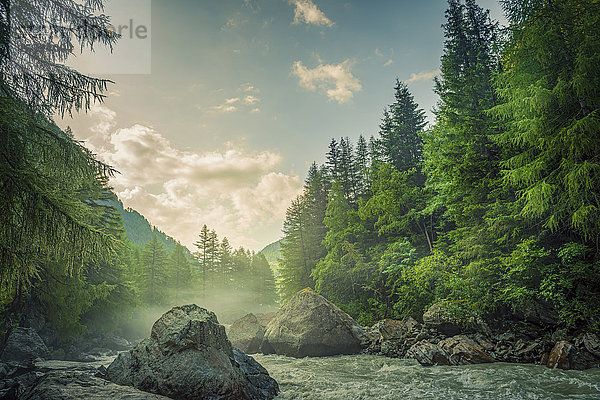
[0,0,118,116]
[493,0,600,245]
[194,225,211,293]
[0,0,119,302]
[426,0,501,228]
[325,138,340,182]
[141,236,168,306]
[378,80,426,173]
[219,237,233,287]
[169,243,191,304]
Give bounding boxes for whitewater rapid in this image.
[253,354,600,400]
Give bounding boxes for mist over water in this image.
[253,354,600,400]
[118,286,279,339]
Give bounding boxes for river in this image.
[253,354,600,400]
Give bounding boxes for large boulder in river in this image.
[228,313,269,354]
[260,288,366,357]
[0,327,49,363]
[106,304,278,400]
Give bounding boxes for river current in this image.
[253,354,600,400]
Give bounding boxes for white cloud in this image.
[88,105,117,135]
[406,69,441,83]
[241,83,260,93]
[209,97,240,113]
[289,0,334,27]
[292,59,362,104]
[84,108,302,249]
[384,59,393,67]
[243,95,260,105]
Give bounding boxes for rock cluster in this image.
[361,301,600,370]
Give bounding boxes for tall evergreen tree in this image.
[378,80,426,173]
[494,0,600,245]
[141,236,168,306]
[425,0,501,229]
[169,243,191,304]
[194,225,211,293]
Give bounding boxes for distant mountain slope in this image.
[111,199,194,258]
[259,240,282,276]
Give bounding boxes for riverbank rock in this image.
[422,302,465,336]
[228,313,267,354]
[365,318,424,358]
[438,335,496,365]
[546,340,599,370]
[260,288,366,357]
[106,304,278,400]
[0,328,49,363]
[20,370,169,400]
[405,341,452,366]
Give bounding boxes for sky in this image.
[61,0,506,252]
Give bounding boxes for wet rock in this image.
[228,313,266,354]
[261,288,366,357]
[422,302,464,336]
[106,304,278,400]
[438,335,496,365]
[234,348,279,400]
[583,333,600,358]
[546,340,599,370]
[405,341,452,366]
[20,370,170,400]
[0,328,49,363]
[367,318,423,358]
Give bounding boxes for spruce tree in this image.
[169,243,191,304]
[141,236,168,306]
[378,80,426,173]
[494,0,600,244]
[194,225,211,293]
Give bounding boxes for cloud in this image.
[88,105,117,135]
[383,59,393,67]
[292,59,362,104]
[243,95,260,105]
[207,94,261,114]
[406,69,441,83]
[84,109,302,249]
[289,0,334,27]
[240,83,260,93]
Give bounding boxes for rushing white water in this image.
[253,354,600,400]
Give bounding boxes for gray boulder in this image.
[228,313,266,354]
[106,304,278,400]
[20,370,169,400]
[0,328,49,363]
[260,288,366,357]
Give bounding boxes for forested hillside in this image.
[110,199,193,259]
[260,240,283,276]
[277,0,600,328]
